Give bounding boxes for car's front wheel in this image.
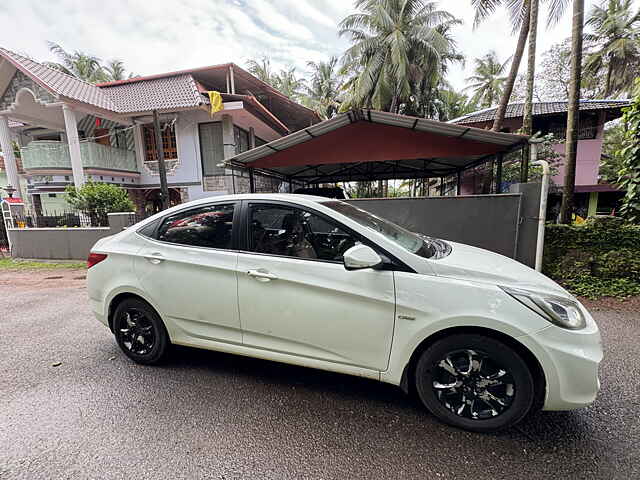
[113,298,169,365]
[414,334,534,432]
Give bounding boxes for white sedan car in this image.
[87,194,602,432]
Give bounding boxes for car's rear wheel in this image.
[414,334,534,432]
[113,298,169,365]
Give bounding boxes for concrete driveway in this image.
[1,270,639,479]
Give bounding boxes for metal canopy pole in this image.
[249,168,255,193]
[152,110,170,210]
[456,170,462,195]
[519,144,527,184]
[495,153,504,193]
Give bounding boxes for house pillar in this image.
[588,192,598,217]
[221,114,235,160]
[132,123,146,172]
[495,153,504,194]
[0,114,20,193]
[62,104,85,188]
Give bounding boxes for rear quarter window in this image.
[137,219,160,239]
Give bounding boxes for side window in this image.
[157,204,235,249]
[138,219,160,239]
[249,204,357,261]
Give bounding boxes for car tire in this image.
[414,334,534,433]
[112,297,170,365]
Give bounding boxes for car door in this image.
[135,202,242,344]
[236,201,396,371]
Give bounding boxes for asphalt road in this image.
[1,272,639,480]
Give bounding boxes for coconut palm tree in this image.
[338,0,462,113]
[272,67,306,102]
[522,0,539,137]
[44,42,135,83]
[465,51,509,108]
[471,0,572,131]
[246,57,275,85]
[584,0,640,98]
[45,41,106,83]
[402,23,464,119]
[435,90,478,122]
[246,58,305,101]
[304,57,343,120]
[560,0,586,224]
[103,60,132,82]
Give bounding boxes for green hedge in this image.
[543,216,640,299]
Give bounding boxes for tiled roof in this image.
[0,48,118,111]
[0,47,319,129]
[101,74,203,113]
[451,100,632,125]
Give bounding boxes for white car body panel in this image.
[135,238,242,345]
[237,251,395,370]
[87,193,603,412]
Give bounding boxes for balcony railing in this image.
[21,140,138,173]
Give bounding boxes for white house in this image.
[0,47,319,214]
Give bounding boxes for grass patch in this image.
[0,258,86,270]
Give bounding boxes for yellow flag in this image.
[207,91,223,116]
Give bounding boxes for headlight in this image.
[500,286,586,330]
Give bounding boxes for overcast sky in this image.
[0,0,633,92]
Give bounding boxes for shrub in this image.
[543,216,640,299]
[65,181,134,225]
[615,79,640,223]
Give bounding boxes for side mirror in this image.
[343,244,383,270]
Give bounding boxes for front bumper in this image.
[519,308,603,410]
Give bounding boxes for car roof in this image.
[198,193,331,203]
[161,193,335,214]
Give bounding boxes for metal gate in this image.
[0,216,9,254]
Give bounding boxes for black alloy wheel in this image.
[431,348,515,420]
[415,334,535,432]
[113,298,169,365]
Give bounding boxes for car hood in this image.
[430,241,569,296]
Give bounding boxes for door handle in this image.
[143,253,165,265]
[247,269,278,281]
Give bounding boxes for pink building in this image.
[452,100,630,217]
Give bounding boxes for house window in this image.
[234,126,249,154]
[143,123,178,162]
[234,126,266,152]
[199,122,224,176]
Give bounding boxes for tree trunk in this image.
[604,59,613,97]
[522,0,539,135]
[559,0,585,224]
[492,0,531,132]
[521,0,539,182]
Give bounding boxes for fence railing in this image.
[9,210,109,228]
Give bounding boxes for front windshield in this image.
[322,201,450,259]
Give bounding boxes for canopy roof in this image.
[225,109,529,184]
